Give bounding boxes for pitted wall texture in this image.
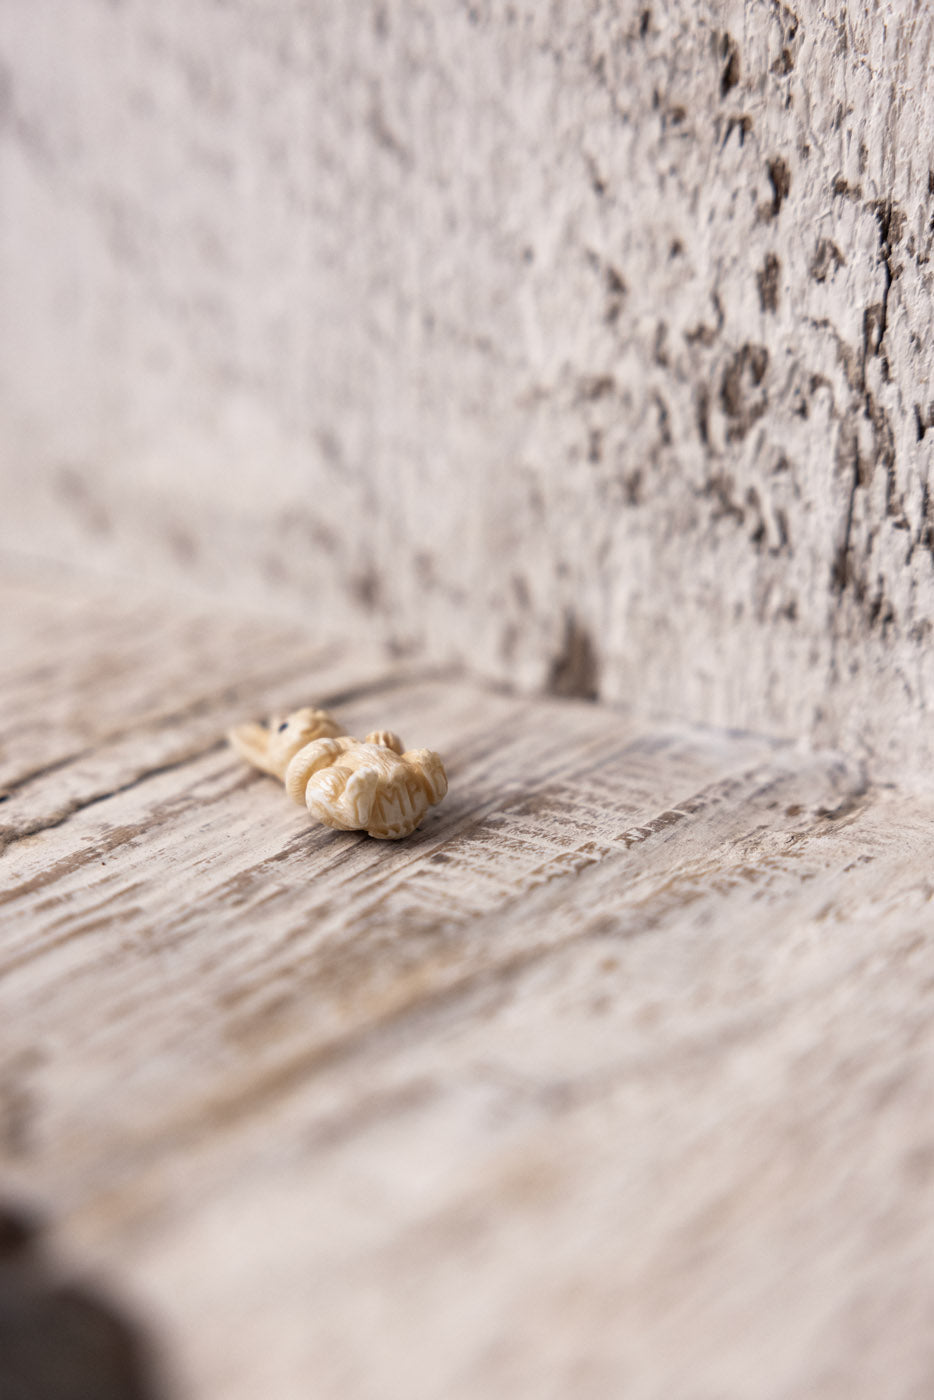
[0,1,932,774]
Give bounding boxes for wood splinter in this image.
[229,706,448,840]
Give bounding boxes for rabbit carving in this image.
[229,706,447,840]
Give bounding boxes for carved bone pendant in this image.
[229,707,448,840]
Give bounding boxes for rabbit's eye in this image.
[278,722,289,733]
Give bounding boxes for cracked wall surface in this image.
[0,0,932,775]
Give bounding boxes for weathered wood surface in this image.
[2,558,933,1399]
[2,2,934,773]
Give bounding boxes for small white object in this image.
[229,706,448,839]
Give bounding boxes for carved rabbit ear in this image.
[288,708,345,743]
[228,721,280,776]
[364,730,404,753]
[284,736,349,805]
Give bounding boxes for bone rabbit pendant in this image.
[229,706,448,840]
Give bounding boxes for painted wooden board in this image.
[2,559,933,1400]
[3,2,934,776]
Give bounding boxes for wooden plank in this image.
[2,560,933,1400]
[4,3,934,779]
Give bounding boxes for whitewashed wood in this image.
[2,561,933,1400]
[1,2,933,774]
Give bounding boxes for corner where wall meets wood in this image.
[2,560,934,1399]
[0,2,931,777]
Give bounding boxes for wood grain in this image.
[2,559,933,1399]
[2,2,934,774]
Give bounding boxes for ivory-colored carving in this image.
[229,707,448,839]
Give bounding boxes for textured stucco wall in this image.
[1,1,932,774]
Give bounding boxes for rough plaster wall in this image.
[0,1,932,775]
